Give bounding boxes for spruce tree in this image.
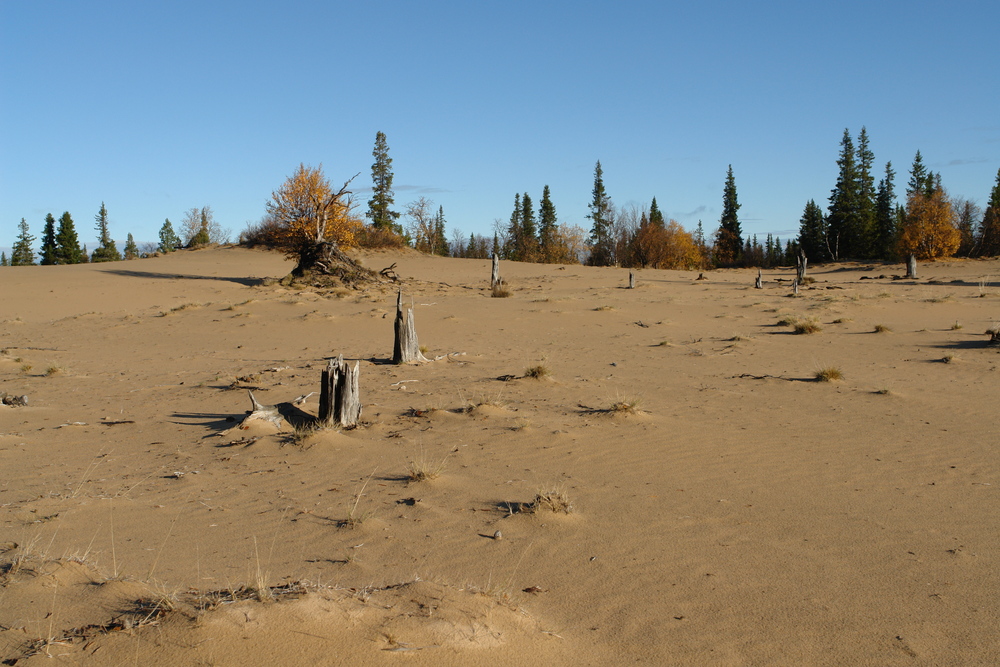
[797,199,827,261]
[0,252,7,266]
[124,233,139,259]
[505,193,522,260]
[538,185,558,263]
[855,127,877,257]
[587,160,614,266]
[906,150,931,198]
[433,206,448,256]
[158,219,181,252]
[715,165,742,266]
[978,167,1000,257]
[189,209,211,247]
[55,212,85,264]
[11,218,36,265]
[827,129,862,260]
[367,131,401,232]
[871,161,898,260]
[649,197,665,227]
[91,202,122,262]
[520,193,538,261]
[40,213,58,265]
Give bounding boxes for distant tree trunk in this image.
[393,290,428,364]
[796,248,808,282]
[318,355,361,428]
[905,254,917,279]
[491,252,500,289]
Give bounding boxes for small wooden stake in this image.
[628,271,636,289]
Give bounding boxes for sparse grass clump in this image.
[941,354,956,364]
[874,387,892,395]
[951,321,963,330]
[873,324,892,333]
[832,317,852,324]
[793,319,822,334]
[45,365,62,376]
[523,364,550,379]
[528,487,573,514]
[19,363,32,374]
[405,453,448,482]
[814,367,843,382]
[594,305,615,311]
[609,395,642,414]
[776,315,799,327]
[491,282,511,298]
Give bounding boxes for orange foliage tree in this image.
[898,187,959,260]
[264,164,364,277]
[628,219,705,269]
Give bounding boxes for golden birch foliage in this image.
[265,164,361,257]
[899,188,959,260]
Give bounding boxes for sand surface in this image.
[1,246,998,665]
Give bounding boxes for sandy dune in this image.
[1,246,998,665]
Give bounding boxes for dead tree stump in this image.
[393,290,428,364]
[628,272,636,289]
[792,279,800,295]
[906,254,917,279]
[491,253,501,290]
[318,355,361,428]
[796,249,808,283]
[241,390,283,429]
[754,268,763,289]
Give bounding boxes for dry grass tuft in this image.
[794,319,822,334]
[609,394,642,414]
[528,487,573,514]
[523,364,550,379]
[814,367,843,382]
[45,365,63,376]
[491,282,511,298]
[593,305,615,311]
[951,321,963,330]
[873,324,892,333]
[405,453,448,482]
[941,353,956,364]
[776,315,799,327]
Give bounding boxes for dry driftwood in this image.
[491,253,501,290]
[240,390,283,429]
[1,392,28,407]
[318,355,361,428]
[393,290,428,364]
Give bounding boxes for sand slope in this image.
[1,247,998,665]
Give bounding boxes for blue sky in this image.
[2,0,998,253]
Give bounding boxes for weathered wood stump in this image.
[754,268,763,289]
[796,249,808,283]
[906,254,917,279]
[491,253,501,290]
[392,290,428,364]
[792,279,799,296]
[628,271,636,289]
[318,354,361,428]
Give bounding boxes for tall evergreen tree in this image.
[505,193,522,260]
[978,167,1000,257]
[827,129,862,260]
[188,209,211,247]
[40,213,58,265]
[124,233,139,259]
[433,206,448,256]
[855,127,877,257]
[873,161,898,260]
[714,165,742,266]
[367,131,401,233]
[538,185,558,263]
[55,212,85,264]
[797,199,827,261]
[91,202,122,262]
[520,192,538,261]
[158,219,181,252]
[11,218,36,266]
[906,150,931,198]
[0,252,7,266]
[587,160,614,266]
[649,197,665,227]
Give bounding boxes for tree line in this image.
[2,205,230,266]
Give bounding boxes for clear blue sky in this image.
[2,0,998,252]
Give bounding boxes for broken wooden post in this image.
[754,268,763,289]
[628,271,636,289]
[319,355,361,428]
[906,254,917,279]
[392,290,428,364]
[491,253,501,290]
[796,248,808,283]
[792,278,799,295]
